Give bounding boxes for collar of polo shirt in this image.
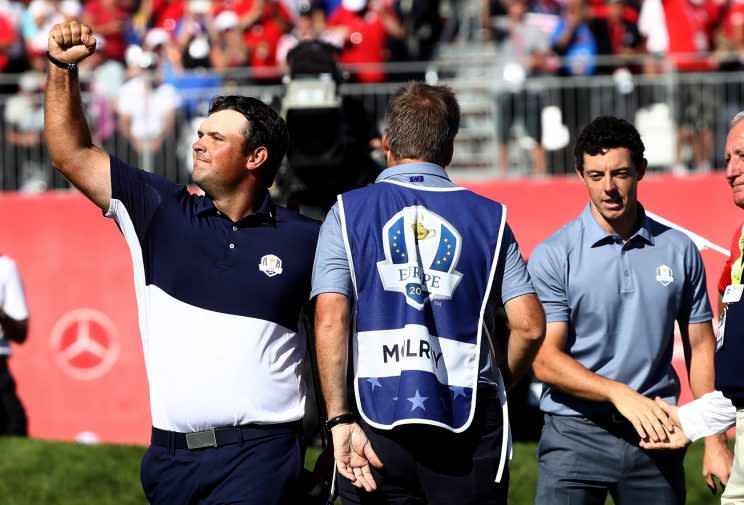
[581,203,655,247]
[195,191,276,225]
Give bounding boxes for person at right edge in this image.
[527,116,733,505]
[311,81,546,504]
[641,112,744,505]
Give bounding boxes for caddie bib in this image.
[339,179,506,432]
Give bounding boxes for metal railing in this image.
[0,56,740,191]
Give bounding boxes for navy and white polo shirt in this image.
[105,155,320,433]
[0,255,29,356]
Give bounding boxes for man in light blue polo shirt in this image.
[528,116,732,504]
[312,82,545,504]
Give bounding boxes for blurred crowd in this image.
[0,0,443,82]
[3,0,744,188]
[483,0,744,174]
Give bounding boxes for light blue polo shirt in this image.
[528,204,713,417]
[311,162,536,387]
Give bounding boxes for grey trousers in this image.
[535,414,686,505]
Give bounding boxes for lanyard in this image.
[732,232,744,286]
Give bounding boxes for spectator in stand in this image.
[151,0,186,33]
[83,38,125,152]
[4,71,48,191]
[275,1,345,66]
[494,0,548,177]
[588,0,642,118]
[82,0,137,63]
[551,0,597,76]
[0,1,25,76]
[715,1,744,162]
[116,41,182,169]
[60,0,82,22]
[550,0,597,170]
[240,0,294,82]
[308,0,341,19]
[637,0,668,75]
[175,0,215,69]
[663,0,722,174]
[591,0,642,73]
[481,0,507,40]
[327,0,404,83]
[159,8,222,118]
[387,0,442,63]
[22,0,60,60]
[210,9,250,69]
[0,8,16,75]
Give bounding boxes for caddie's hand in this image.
[330,422,383,492]
[611,385,675,443]
[702,434,733,494]
[48,21,97,64]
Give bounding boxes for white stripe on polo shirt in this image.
[0,255,29,357]
[108,199,306,432]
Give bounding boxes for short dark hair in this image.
[573,116,645,173]
[208,95,288,186]
[383,82,460,166]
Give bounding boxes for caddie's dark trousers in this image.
[0,357,27,436]
[338,388,509,505]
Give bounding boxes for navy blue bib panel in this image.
[716,297,744,405]
[339,180,506,432]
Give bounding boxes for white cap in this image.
[144,27,169,48]
[189,0,211,14]
[60,0,81,17]
[341,0,367,11]
[125,44,144,67]
[215,10,238,31]
[28,0,53,19]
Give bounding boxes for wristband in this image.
[324,413,357,431]
[46,51,77,71]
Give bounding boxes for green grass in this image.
[0,438,731,504]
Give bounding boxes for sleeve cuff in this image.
[678,391,737,442]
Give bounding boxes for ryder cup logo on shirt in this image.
[259,254,283,277]
[655,264,674,286]
[376,206,463,310]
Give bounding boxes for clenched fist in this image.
[47,21,97,65]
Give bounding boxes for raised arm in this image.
[45,21,111,210]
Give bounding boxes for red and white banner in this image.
[0,172,738,444]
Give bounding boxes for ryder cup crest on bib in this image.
[376,206,463,310]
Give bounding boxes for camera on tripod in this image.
[276,40,382,215]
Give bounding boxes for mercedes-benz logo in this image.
[49,309,120,381]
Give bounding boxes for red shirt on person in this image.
[719,223,744,294]
[82,0,131,62]
[327,5,392,83]
[0,13,15,72]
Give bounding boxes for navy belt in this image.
[151,421,300,450]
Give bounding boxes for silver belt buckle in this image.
[185,428,217,449]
